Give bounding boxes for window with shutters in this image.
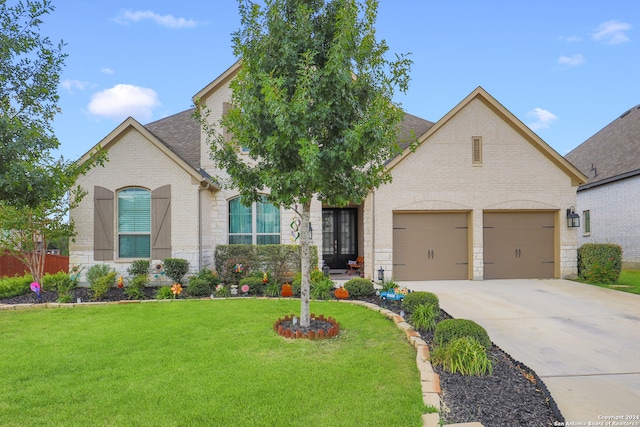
[472,136,482,165]
[118,188,151,258]
[229,196,280,244]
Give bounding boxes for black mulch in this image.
[419,311,564,427]
[2,290,564,426]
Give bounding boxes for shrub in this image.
[125,274,148,300]
[0,274,33,299]
[91,271,117,301]
[410,303,439,332]
[41,271,71,291]
[86,264,114,287]
[127,260,151,277]
[434,319,492,350]
[188,277,213,297]
[214,284,230,297]
[42,272,76,303]
[310,277,334,300]
[577,243,622,284]
[214,244,319,284]
[163,258,190,284]
[265,282,281,297]
[380,279,399,292]
[403,291,439,313]
[238,276,265,295]
[195,268,221,288]
[344,278,375,298]
[431,337,494,376]
[155,286,174,300]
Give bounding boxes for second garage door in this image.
[393,212,469,280]
[483,212,555,279]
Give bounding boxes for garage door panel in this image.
[484,212,555,279]
[393,212,468,281]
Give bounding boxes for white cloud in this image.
[527,108,558,131]
[101,68,115,75]
[60,79,89,93]
[593,20,632,45]
[558,54,585,67]
[88,84,160,122]
[114,10,198,29]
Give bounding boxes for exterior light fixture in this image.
[566,206,580,228]
[377,266,385,281]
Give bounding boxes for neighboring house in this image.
[565,104,640,269]
[70,62,586,281]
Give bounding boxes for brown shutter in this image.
[151,185,171,259]
[94,186,114,260]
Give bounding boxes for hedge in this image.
[214,244,318,286]
[577,243,622,284]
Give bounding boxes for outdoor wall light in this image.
[378,266,385,281]
[566,206,580,228]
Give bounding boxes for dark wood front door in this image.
[322,208,357,269]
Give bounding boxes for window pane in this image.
[229,198,252,234]
[257,199,280,234]
[118,188,150,232]
[257,235,280,245]
[229,235,252,245]
[119,235,150,258]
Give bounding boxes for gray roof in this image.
[142,107,434,170]
[398,112,435,150]
[565,104,640,189]
[144,108,201,171]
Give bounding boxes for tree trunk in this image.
[299,201,312,327]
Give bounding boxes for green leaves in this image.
[199,0,413,208]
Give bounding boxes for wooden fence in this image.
[0,253,69,277]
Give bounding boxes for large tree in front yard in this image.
[197,0,412,327]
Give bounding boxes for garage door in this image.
[393,212,469,280]
[483,212,555,279]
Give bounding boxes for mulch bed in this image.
[2,289,564,426]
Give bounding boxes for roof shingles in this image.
[565,105,640,188]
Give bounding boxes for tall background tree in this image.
[0,0,105,283]
[198,0,412,327]
[0,0,69,207]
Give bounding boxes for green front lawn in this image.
[0,299,425,426]
[581,269,640,295]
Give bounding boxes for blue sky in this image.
[43,0,638,161]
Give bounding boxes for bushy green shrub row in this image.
[214,244,318,286]
[577,243,622,284]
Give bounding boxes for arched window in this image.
[229,196,280,244]
[118,188,151,258]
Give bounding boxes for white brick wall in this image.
[366,97,580,280]
[576,174,640,268]
[70,128,204,283]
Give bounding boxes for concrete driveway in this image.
[403,279,640,424]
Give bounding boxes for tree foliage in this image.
[197,0,412,326]
[0,0,106,283]
[0,0,69,207]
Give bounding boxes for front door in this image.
[322,208,357,269]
